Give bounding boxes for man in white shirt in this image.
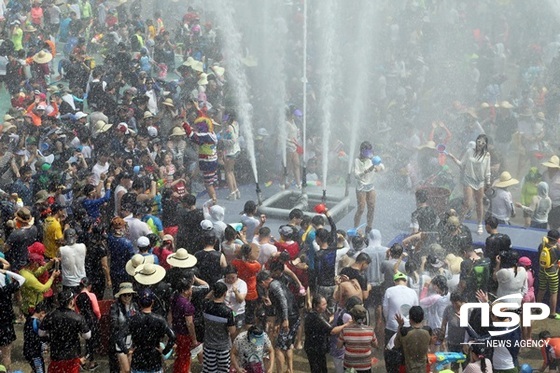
[123,204,151,250]
[91,151,109,185]
[383,272,419,373]
[254,227,277,266]
[59,228,86,292]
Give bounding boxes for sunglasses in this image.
[122,293,133,297]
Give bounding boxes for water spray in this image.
[345,172,351,197]
[256,182,263,205]
[322,189,327,204]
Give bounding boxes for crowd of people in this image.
[1,0,560,373]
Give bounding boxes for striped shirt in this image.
[338,324,377,370]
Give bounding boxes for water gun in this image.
[427,352,466,371]
[371,155,382,166]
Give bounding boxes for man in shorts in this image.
[257,270,300,373]
[537,230,560,320]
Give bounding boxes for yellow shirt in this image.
[43,216,63,258]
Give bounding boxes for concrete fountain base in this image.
[258,189,352,221]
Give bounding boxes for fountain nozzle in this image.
[256,183,263,206]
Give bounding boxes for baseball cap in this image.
[137,236,150,248]
[393,272,407,282]
[74,111,88,120]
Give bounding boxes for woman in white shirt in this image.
[218,265,247,339]
[353,141,384,233]
[494,250,527,307]
[449,134,491,235]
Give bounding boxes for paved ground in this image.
[7,317,554,372]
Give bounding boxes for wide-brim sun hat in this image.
[542,155,560,168]
[125,253,154,276]
[169,126,186,137]
[197,73,208,86]
[134,263,166,285]
[33,50,52,64]
[192,60,204,72]
[94,120,113,134]
[500,101,514,109]
[493,171,519,188]
[114,282,137,298]
[162,98,174,107]
[166,248,197,268]
[417,140,436,150]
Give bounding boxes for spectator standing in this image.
[202,282,236,373]
[39,290,91,373]
[0,267,26,372]
[394,306,432,373]
[129,288,175,373]
[337,304,378,373]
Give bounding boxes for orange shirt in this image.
[231,259,261,300]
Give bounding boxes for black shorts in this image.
[0,324,16,346]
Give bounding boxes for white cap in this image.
[74,111,88,120]
[137,236,150,248]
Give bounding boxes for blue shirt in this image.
[82,189,111,219]
[108,234,135,283]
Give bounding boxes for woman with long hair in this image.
[75,277,101,370]
[353,141,384,234]
[449,134,491,235]
[221,110,241,200]
[420,275,451,332]
[494,250,527,307]
[463,342,493,373]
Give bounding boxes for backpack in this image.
[472,258,491,291]
[540,239,556,269]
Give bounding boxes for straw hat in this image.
[143,111,154,119]
[499,101,514,109]
[182,56,196,67]
[537,112,546,121]
[94,120,113,134]
[166,248,197,268]
[3,114,15,121]
[169,126,186,137]
[114,282,136,298]
[15,207,33,223]
[24,25,37,33]
[493,171,519,188]
[126,253,154,276]
[2,123,16,133]
[192,60,204,73]
[542,155,560,168]
[211,64,225,77]
[197,73,208,86]
[480,102,490,109]
[162,98,174,108]
[445,254,463,275]
[417,140,436,150]
[134,263,166,285]
[32,50,52,64]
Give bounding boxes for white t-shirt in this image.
[496,267,528,307]
[92,162,109,185]
[219,278,247,315]
[383,284,419,331]
[60,243,87,287]
[124,215,151,250]
[256,241,277,266]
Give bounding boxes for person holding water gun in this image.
[353,141,384,235]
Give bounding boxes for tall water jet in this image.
[346,2,381,195]
[317,0,341,201]
[212,0,259,198]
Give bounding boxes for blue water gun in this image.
[427,352,466,370]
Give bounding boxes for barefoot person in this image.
[353,141,384,234]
